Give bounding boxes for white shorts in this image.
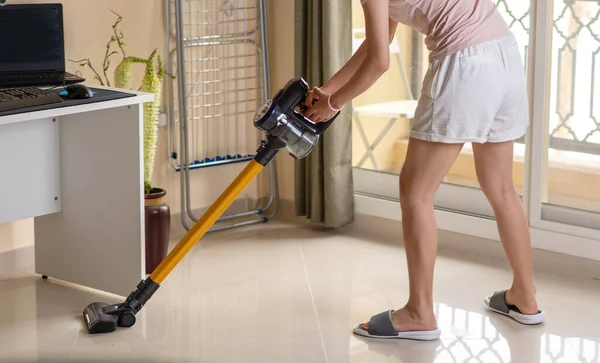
[411,34,529,144]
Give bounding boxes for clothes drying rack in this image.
[165,0,278,231]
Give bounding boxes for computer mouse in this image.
[64,84,94,99]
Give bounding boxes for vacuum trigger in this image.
[296,95,318,113]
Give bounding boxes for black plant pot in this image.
[144,187,170,274]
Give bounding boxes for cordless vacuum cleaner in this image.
[82,77,339,334]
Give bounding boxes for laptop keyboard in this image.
[0,86,55,100]
[0,87,63,112]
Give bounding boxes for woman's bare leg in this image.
[361,137,464,332]
[472,140,538,314]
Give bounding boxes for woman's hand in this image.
[303,87,318,108]
[303,87,340,123]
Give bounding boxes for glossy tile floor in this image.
[2,215,600,362]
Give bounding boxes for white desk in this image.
[0,87,154,297]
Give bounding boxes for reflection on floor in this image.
[1,215,599,362]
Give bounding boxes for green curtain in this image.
[294,0,354,228]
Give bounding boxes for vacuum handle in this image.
[296,99,340,136]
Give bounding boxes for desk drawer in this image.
[0,117,61,223]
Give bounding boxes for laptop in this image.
[0,3,85,88]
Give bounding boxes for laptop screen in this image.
[0,4,65,73]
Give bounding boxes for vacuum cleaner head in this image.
[82,278,158,334]
[83,302,119,334]
[83,301,137,334]
[253,77,339,159]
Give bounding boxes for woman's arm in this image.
[304,0,393,122]
[329,1,392,109]
[321,18,399,95]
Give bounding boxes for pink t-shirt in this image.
[361,0,512,60]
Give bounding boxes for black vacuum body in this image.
[253,77,337,161]
[82,77,338,334]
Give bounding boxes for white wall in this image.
[0,220,34,253]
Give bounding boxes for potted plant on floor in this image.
[70,11,173,273]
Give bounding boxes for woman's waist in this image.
[425,13,512,61]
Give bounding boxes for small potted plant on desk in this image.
[70,11,173,273]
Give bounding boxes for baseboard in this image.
[0,244,34,274]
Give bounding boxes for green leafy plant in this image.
[70,10,174,195]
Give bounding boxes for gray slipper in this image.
[484,290,546,325]
[352,310,442,341]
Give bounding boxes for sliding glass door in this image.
[529,0,600,237]
[351,0,600,241]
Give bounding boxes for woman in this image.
[304,0,545,340]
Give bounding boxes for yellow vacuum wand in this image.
[150,159,263,284]
[82,77,339,334]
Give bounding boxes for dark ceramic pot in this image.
[145,188,170,274]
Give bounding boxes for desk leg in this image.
[34,104,145,297]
